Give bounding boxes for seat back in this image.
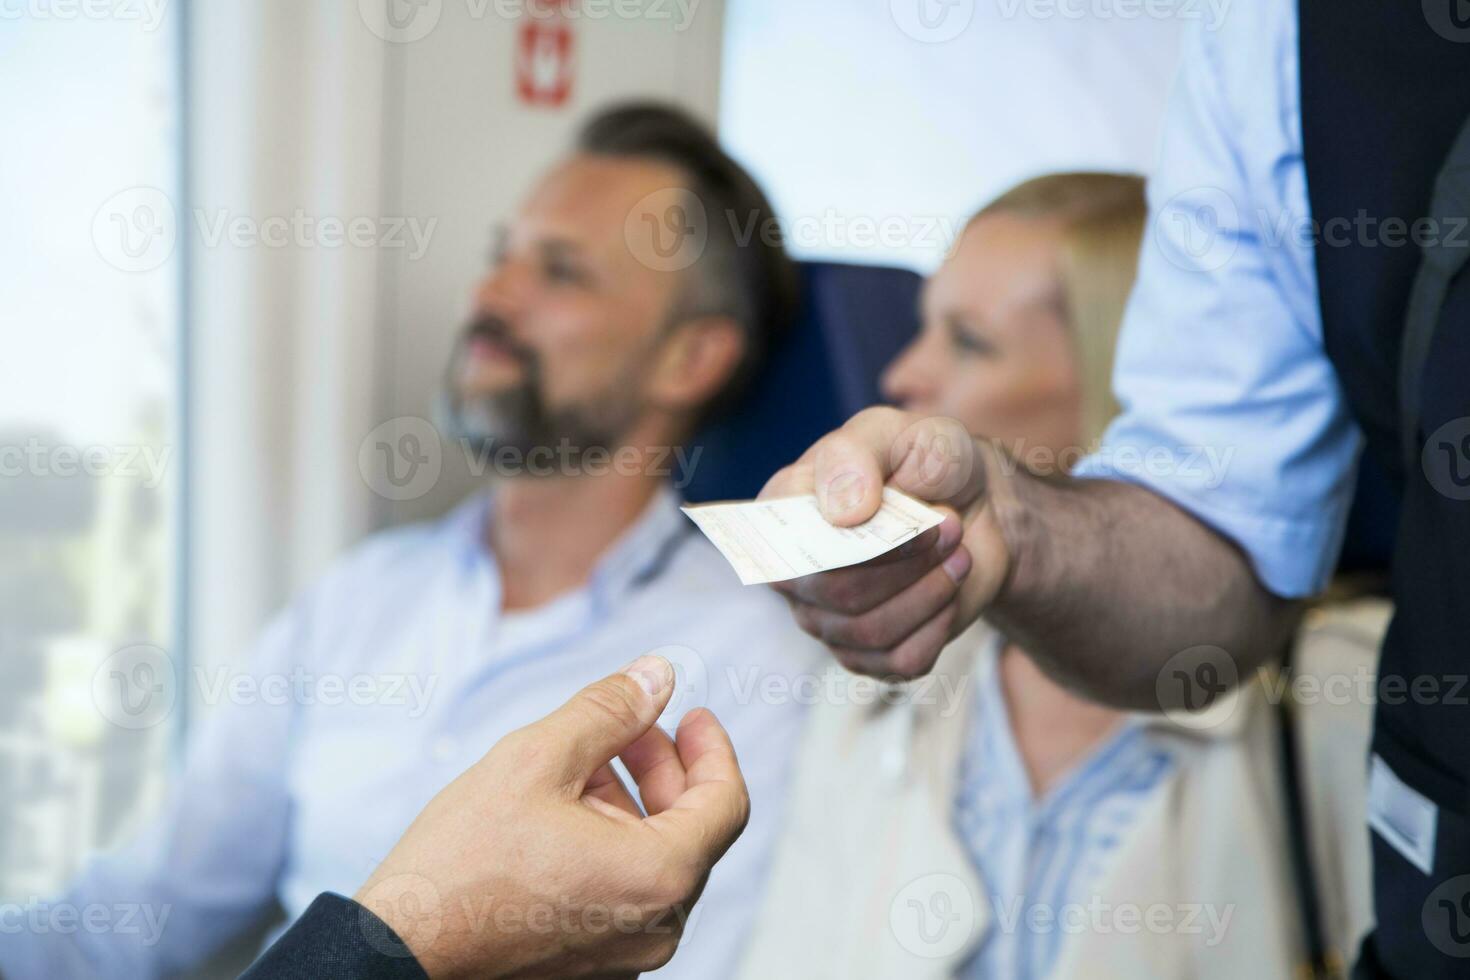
[682,261,923,502]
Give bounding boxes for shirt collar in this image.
[444,482,692,610]
[584,484,692,605]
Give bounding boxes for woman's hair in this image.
[973,173,1147,448]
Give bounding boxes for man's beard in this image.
[439,315,645,476]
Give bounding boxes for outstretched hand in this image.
[761,407,1014,678]
[356,655,750,979]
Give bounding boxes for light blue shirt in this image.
[1,486,822,979]
[953,638,1174,980]
[1074,1,1362,599]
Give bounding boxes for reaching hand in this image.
[355,655,750,979]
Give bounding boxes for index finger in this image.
[621,724,686,815]
[771,512,962,614]
[646,709,750,866]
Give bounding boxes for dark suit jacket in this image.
[240,893,430,979]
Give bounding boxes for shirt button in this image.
[881,742,908,783]
[430,736,457,762]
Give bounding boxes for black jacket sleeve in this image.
[239,893,432,980]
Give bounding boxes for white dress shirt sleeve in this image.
[1073,6,1362,598]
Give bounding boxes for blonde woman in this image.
[738,174,1382,980]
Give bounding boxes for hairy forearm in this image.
[980,445,1302,710]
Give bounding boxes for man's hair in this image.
[577,101,799,424]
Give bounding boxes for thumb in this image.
[524,655,675,792]
[887,416,985,509]
[810,409,981,526]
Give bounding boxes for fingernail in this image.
[821,470,865,518]
[942,547,972,583]
[937,517,961,553]
[621,655,673,697]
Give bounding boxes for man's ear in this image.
[647,316,746,415]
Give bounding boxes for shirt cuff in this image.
[1072,452,1349,599]
[241,892,430,980]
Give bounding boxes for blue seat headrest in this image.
[682,261,923,503]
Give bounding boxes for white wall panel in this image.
[721,0,1186,272]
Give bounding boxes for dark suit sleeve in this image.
[239,893,432,980]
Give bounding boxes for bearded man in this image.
[5,103,821,980]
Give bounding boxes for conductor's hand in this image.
[761,407,1013,680]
